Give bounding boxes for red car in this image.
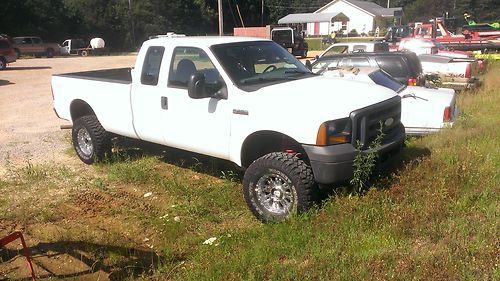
[0,36,16,70]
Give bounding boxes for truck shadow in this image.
[108,137,430,202]
[109,137,244,180]
[1,240,174,280]
[315,145,432,201]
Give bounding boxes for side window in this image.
[141,46,165,86]
[32,37,42,44]
[22,38,32,44]
[168,47,221,88]
[375,57,407,77]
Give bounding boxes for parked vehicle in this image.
[313,66,458,135]
[310,51,425,86]
[271,27,308,57]
[60,38,108,56]
[318,41,389,57]
[419,54,480,90]
[413,19,500,51]
[52,36,406,222]
[12,36,60,58]
[0,37,17,69]
[398,38,472,58]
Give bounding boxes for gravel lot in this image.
[0,55,136,175]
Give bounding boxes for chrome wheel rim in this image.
[77,128,93,157]
[255,172,297,215]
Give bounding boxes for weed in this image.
[350,122,385,193]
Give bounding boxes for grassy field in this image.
[1,63,499,279]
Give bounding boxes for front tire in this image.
[243,152,316,222]
[72,115,111,164]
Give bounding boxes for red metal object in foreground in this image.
[0,231,37,281]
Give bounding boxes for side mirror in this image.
[305,60,312,71]
[187,73,228,100]
[188,73,209,99]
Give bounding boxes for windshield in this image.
[368,69,406,93]
[211,41,313,90]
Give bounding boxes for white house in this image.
[278,0,402,36]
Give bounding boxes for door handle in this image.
[161,96,168,110]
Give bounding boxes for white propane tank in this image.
[90,38,105,49]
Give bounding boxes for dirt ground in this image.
[1,55,140,280]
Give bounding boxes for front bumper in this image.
[302,124,405,184]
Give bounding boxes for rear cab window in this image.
[141,46,165,85]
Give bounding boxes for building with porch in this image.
[278,0,402,36]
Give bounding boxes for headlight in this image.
[316,118,352,146]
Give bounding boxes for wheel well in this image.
[70,99,96,122]
[240,131,308,168]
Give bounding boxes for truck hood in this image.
[234,76,399,144]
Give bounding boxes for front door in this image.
[162,47,231,159]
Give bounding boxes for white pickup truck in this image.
[52,36,405,221]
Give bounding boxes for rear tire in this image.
[243,152,316,222]
[72,115,111,164]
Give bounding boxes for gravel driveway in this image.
[0,55,136,175]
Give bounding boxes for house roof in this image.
[316,0,402,17]
[278,12,349,24]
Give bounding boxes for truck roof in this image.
[144,36,271,48]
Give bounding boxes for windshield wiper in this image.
[240,76,294,84]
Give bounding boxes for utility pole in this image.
[387,0,390,8]
[218,0,223,36]
[262,0,264,26]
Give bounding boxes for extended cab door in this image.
[131,46,168,144]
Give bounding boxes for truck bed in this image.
[54,68,132,84]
